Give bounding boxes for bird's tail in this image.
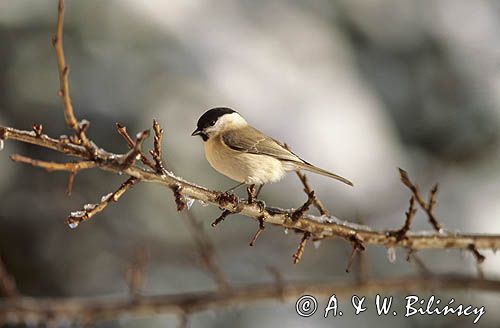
[294,162,353,186]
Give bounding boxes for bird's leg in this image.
[225,182,245,193]
[246,184,266,212]
[247,184,257,203]
[255,184,265,198]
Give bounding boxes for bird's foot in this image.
[246,184,266,212]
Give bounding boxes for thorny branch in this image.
[1,0,500,326]
[3,125,500,252]
[398,168,442,232]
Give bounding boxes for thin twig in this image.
[10,154,97,172]
[345,235,365,273]
[53,0,93,153]
[150,119,166,173]
[211,210,233,227]
[291,191,315,222]
[116,123,156,170]
[249,216,265,246]
[295,171,329,216]
[292,232,310,264]
[399,168,442,231]
[66,177,140,228]
[389,196,417,241]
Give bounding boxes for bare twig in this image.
[3,125,500,252]
[468,244,486,264]
[10,154,97,172]
[1,0,500,273]
[249,216,265,246]
[32,124,43,137]
[150,119,166,173]
[468,244,486,278]
[118,130,150,170]
[66,177,140,228]
[294,171,329,216]
[291,191,315,222]
[116,123,156,170]
[211,210,233,227]
[389,196,417,241]
[52,0,94,154]
[345,236,365,273]
[292,232,310,264]
[399,168,442,231]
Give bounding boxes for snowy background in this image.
[1,0,500,327]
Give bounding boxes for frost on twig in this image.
[0,0,499,270]
[67,177,139,228]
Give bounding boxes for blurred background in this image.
[1,0,500,326]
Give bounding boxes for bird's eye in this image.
[209,120,216,126]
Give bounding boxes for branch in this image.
[66,177,140,228]
[1,0,500,270]
[10,154,97,172]
[3,125,500,252]
[52,0,95,154]
[399,168,442,232]
[0,275,498,324]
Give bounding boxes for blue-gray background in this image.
[1,0,500,327]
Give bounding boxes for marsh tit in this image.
[191,107,353,189]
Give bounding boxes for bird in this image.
[191,107,353,195]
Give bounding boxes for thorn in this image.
[249,216,265,246]
[32,123,43,137]
[172,185,186,212]
[67,170,76,196]
[468,244,486,264]
[292,232,310,264]
[345,235,365,273]
[211,209,232,227]
[345,246,358,273]
[291,191,315,222]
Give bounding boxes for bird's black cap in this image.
[196,107,236,130]
[192,107,236,141]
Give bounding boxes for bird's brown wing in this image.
[222,126,305,163]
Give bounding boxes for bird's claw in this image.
[247,198,266,212]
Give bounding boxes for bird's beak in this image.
[191,128,202,137]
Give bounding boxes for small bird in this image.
[191,107,353,192]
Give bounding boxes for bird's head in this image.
[191,107,247,141]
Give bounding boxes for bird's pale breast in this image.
[204,135,286,184]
